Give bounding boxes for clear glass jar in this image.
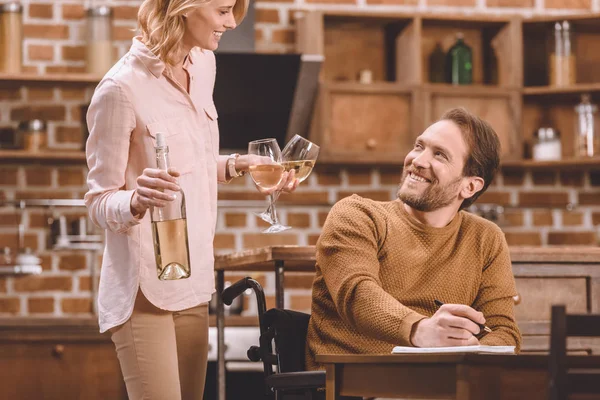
[574,94,599,158]
[16,119,47,152]
[86,5,113,75]
[532,127,561,161]
[0,1,23,73]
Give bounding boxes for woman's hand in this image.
[236,154,299,195]
[130,167,181,217]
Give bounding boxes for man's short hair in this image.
[440,108,501,210]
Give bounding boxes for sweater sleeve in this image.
[316,196,427,346]
[474,228,522,352]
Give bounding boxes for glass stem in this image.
[268,190,282,224]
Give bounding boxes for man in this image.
[306,108,521,371]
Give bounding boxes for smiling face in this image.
[397,120,471,212]
[182,0,238,51]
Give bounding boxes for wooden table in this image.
[317,353,600,400]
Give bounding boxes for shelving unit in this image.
[296,10,600,167]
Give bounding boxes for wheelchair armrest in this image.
[266,370,326,391]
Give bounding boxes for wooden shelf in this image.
[0,150,86,163]
[502,157,600,169]
[323,81,413,94]
[422,83,516,96]
[523,83,600,96]
[0,72,101,84]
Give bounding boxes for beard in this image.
[397,168,463,212]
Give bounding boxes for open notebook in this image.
[392,345,515,355]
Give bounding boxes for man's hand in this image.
[410,304,485,347]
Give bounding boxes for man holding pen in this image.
[305,108,521,371]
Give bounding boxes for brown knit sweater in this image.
[305,195,521,370]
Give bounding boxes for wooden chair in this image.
[548,305,600,400]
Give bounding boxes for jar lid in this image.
[18,119,46,132]
[2,2,23,13]
[87,5,112,17]
[535,127,560,141]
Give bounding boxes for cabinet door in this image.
[0,342,126,400]
[315,82,417,163]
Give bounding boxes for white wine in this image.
[249,164,284,190]
[281,160,315,183]
[151,132,191,280]
[152,218,191,280]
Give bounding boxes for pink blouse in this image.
[85,38,229,333]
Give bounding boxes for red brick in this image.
[113,6,139,20]
[28,44,54,61]
[289,295,312,311]
[0,233,38,250]
[531,171,556,186]
[545,0,590,8]
[487,0,533,6]
[11,106,66,121]
[560,171,584,187]
[266,295,276,310]
[28,297,54,314]
[62,45,86,62]
[318,211,329,227]
[29,3,53,19]
[284,273,315,289]
[0,88,22,101]
[532,210,553,227]
[347,167,372,185]
[503,210,523,227]
[271,29,295,44]
[518,192,569,207]
[504,232,542,246]
[25,167,53,187]
[112,25,135,41]
[593,212,600,226]
[39,254,52,271]
[337,191,390,202]
[45,65,87,74]
[224,213,247,228]
[315,166,341,186]
[27,87,54,101]
[562,211,584,226]
[57,168,84,186]
[0,213,19,227]
[278,192,330,205]
[0,298,20,314]
[547,232,597,246]
[59,254,87,271]
[214,234,235,249]
[15,190,75,200]
[380,167,403,185]
[308,234,320,245]
[255,29,264,42]
[475,191,511,205]
[287,213,310,228]
[79,276,92,291]
[501,169,525,186]
[590,170,600,186]
[60,88,86,101]
[13,276,72,292]
[55,126,82,143]
[0,167,18,185]
[426,0,474,5]
[223,273,267,291]
[62,4,85,19]
[256,9,279,24]
[62,298,93,313]
[255,216,271,228]
[242,233,298,248]
[219,191,267,201]
[0,278,6,293]
[579,192,600,206]
[23,24,69,39]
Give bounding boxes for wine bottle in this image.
[151,133,191,280]
[446,33,473,85]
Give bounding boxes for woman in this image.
[84,0,297,398]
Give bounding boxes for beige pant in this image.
[110,290,209,400]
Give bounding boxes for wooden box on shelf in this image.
[296,11,523,164]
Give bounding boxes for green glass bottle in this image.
[446,33,473,85]
[429,42,446,83]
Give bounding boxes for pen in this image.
[434,299,492,334]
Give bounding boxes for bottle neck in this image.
[155,146,170,170]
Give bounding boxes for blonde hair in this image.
[138,0,249,65]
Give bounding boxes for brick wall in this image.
[1,0,599,317]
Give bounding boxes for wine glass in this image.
[255,135,320,232]
[248,138,285,234]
